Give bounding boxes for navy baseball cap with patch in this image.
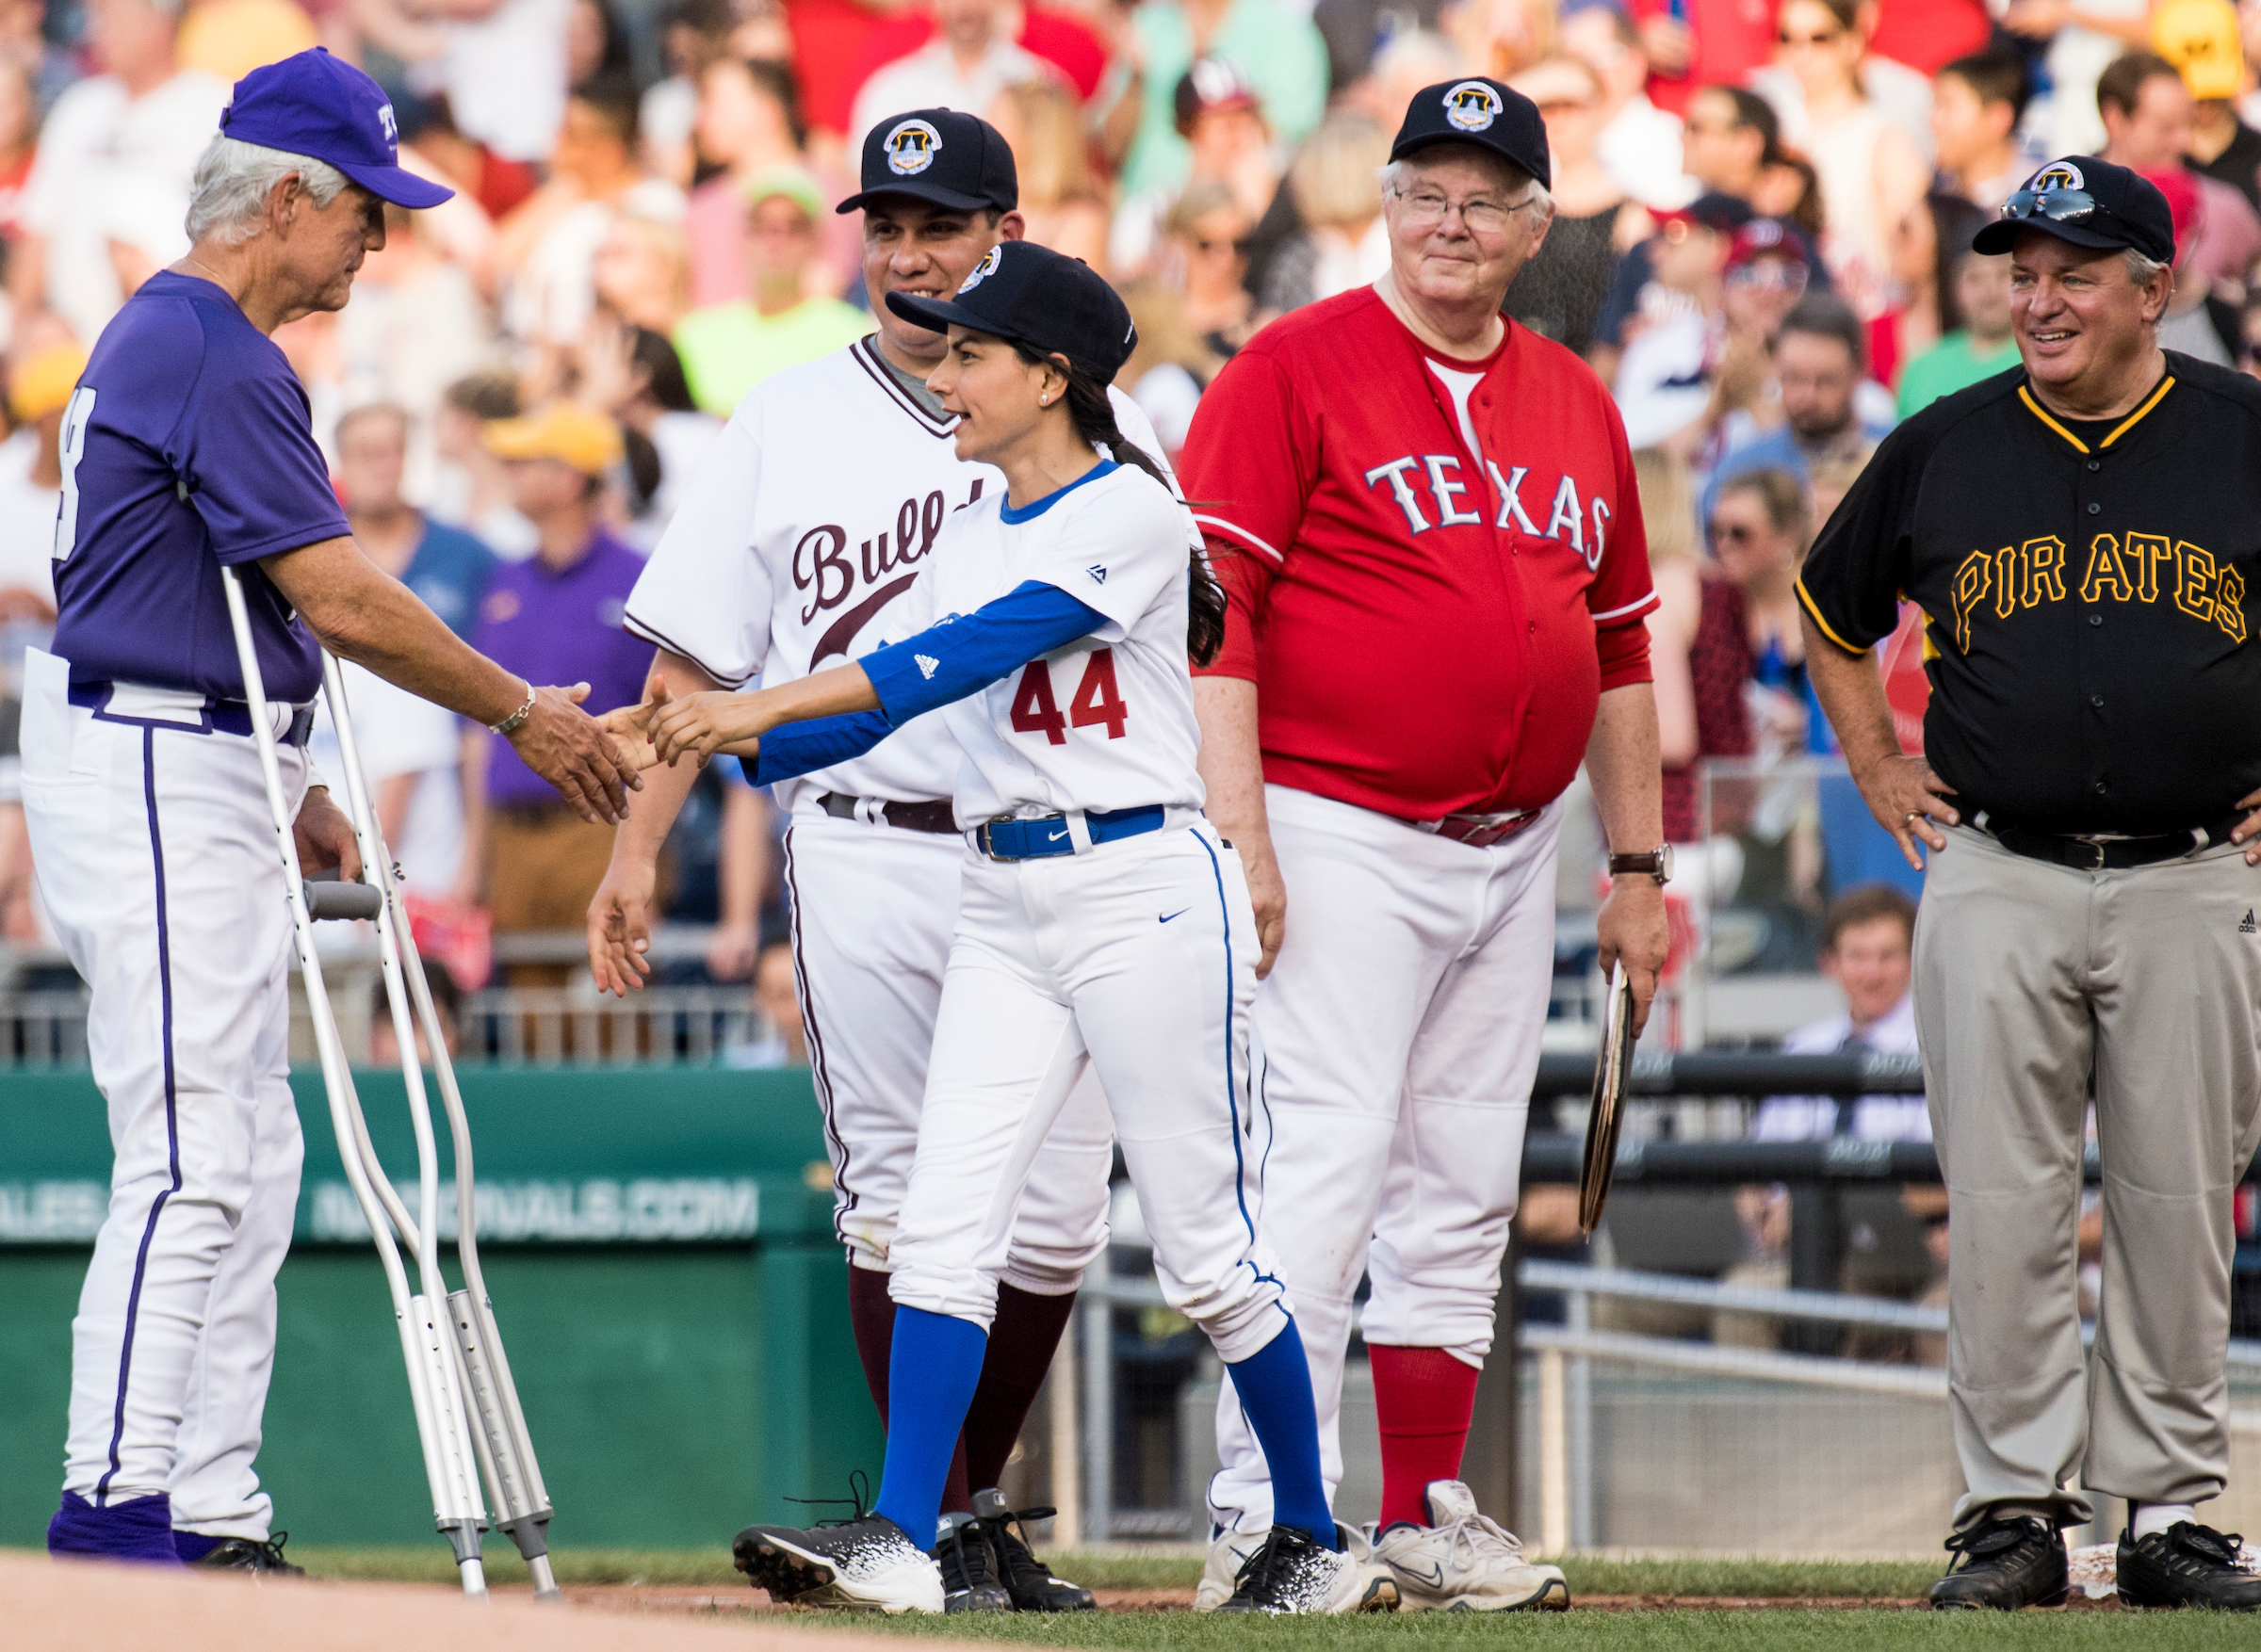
[1973,156,2176,264]
[885,239,1137,384]
[1390,77,1551,191]
[838,107,1018,216]
[219,47,452,210]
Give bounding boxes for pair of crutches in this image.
[220,568,558,1601]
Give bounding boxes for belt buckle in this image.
[2069,834,2107,871]
[976,820,1016,863]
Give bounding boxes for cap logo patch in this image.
[378,102,398,146]
[956,246,1001,294]
[2032,161,2084,193]
[1442,80,1504,133]
[885,119,944,175]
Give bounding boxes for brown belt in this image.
[1425,809,1540,849]
[819,791,959,834]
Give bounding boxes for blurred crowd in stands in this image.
[0,0,2255,1082]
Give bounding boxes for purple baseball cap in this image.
[219,48,453,211]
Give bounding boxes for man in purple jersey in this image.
[26,48,639,1569]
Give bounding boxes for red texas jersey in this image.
[1180,287,1657,820]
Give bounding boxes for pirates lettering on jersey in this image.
[1361,451,1610,570]
[1944,529,2247,652]
[798,478,987,663]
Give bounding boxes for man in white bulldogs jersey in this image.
[588,108,1185,1613]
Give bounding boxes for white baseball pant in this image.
[782,811,1113,1295]
[888,821,1290,1361]
[1210,785,1560,1531]
[20,649,307,1541]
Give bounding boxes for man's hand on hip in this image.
[1596,875,1668,1035]
[294,786,363,883]
[1854,752,1959,870]
[509,683,644,825]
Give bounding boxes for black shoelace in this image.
[1941,1515,2045,1571]
[1230,1530,1291,1600]
[784,1469,873,1530]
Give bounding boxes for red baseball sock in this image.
[1369,1343,1481,1529]
[846,1264,971,1517]
[963,1282,1079,1493]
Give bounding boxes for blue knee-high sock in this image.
[1226,1318,1340,1550]
[870,1305,988,1546]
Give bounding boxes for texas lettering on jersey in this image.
[1947,530,2246,652]
[1178,287,1656,820]
[1361,452,1611,569]
[796,478,985,663]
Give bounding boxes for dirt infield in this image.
[3,1552,925,1652]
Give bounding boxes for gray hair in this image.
[184,135,350,246]
[1379,151,1554,220]
[2123,249,2170,288]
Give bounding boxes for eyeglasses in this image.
[1388,186,1540,236]
[1727,261,1810,294]
[1777,26,1843,45]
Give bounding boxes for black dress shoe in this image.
[2118,1522,2261,1611]
[1928,1514,2067,1610]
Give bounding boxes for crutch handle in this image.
[303,877,384,921]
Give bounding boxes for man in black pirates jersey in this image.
[1798,155,2261,1613]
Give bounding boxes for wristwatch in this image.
[1607,845,1674,885]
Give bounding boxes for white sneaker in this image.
[1212,1524,1399,1614]
[1195,1522,1270,1612]
[1372,1481,1569,1612]
[732,1514,947,1612]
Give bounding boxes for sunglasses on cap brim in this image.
[2000,186,2101,224]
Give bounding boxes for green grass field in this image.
[288,1547,1941,1597]
[270,1548,2261,1648]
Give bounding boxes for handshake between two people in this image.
[594,681,769,772]
[594,661,882,773]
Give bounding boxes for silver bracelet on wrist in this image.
[488,681,536,737]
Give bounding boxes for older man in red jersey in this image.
[1180,77,1669,1613]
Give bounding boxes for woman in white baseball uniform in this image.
[621,241,1386,1616]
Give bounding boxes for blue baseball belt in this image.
[973,804,1167,861]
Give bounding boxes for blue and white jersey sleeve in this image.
[925,462,1208,825]
[1009,465,1189,642]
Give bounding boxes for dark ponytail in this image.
[1017,345,1230,667]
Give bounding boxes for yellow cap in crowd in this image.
[743,166,828,223]
[10,345,89,423]
[482,401,625,476]
[2154,0,2244,101]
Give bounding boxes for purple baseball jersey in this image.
[472,530,651,808]
[50,271,351,704]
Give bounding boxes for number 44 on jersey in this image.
[1011,649,1129,745]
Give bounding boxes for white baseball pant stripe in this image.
[1211,786,1559,1531]
[782,814,1113,1295]
[20,649,306,1540]
[889,823,1290,1360]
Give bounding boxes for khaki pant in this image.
[489,805,616,989]
[1916,822,2261,1527]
